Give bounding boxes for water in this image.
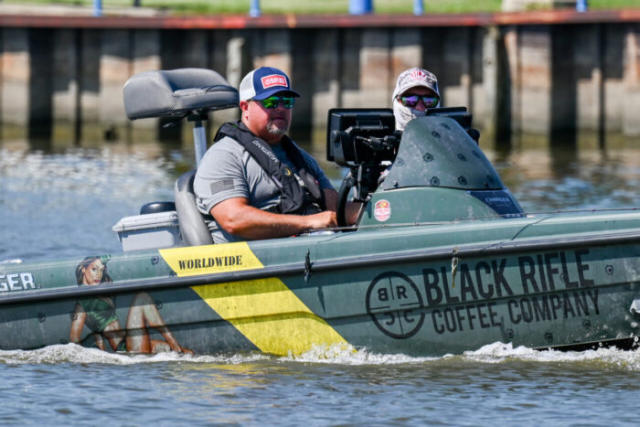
[2,343,640,425]
[0,146,175,260]
[2,142,640,425]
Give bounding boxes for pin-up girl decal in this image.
[70,256,191,354]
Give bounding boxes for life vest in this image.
[214,121,325,214]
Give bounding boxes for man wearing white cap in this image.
[194,66,355,243]
[392,67,441,131]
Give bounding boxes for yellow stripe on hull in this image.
[159,243,348,356]
[192,278,348,356]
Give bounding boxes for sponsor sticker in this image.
[366,271,425,339]
[374,199,391,222]
[261,74,287,89]
[159,242,264,277]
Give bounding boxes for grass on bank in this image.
[6,0,640,15]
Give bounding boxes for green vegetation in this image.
[5,0,639,15]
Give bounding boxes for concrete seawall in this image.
[0,8,639,151]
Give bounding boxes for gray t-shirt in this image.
[194,135,334,243]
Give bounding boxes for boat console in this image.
[326,108,400,225]
[326,107,523,228]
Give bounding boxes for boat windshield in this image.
[382,116,504,191]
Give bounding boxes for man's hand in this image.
[303,210,337,230]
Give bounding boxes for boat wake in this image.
[284,343,439,365]
[2,342,640,370]
[286,342,640,370]
[0,344,269,365]
[460,341,640,370]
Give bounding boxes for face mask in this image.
[393,102,426,131]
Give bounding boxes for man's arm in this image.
[211,197,337,240]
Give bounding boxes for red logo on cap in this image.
[261,75,288,89]
[410,69,427,81]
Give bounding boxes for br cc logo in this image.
[366,271,425,339]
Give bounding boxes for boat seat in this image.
[174,170,214,246]
[123,68,238,120]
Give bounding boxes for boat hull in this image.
[2,210,640,356]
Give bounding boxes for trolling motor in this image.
[326,109,401,227]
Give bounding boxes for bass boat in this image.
[2,68,640,356]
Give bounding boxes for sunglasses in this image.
[258,96,296,109]
[398,95,439,108]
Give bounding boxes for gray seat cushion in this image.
[124,68,238,120]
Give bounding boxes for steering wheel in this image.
[336,172,356,228]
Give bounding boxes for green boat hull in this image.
[2,209,640,356]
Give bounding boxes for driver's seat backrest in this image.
[174,170,214,246]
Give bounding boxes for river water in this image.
[1,141,640,425]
